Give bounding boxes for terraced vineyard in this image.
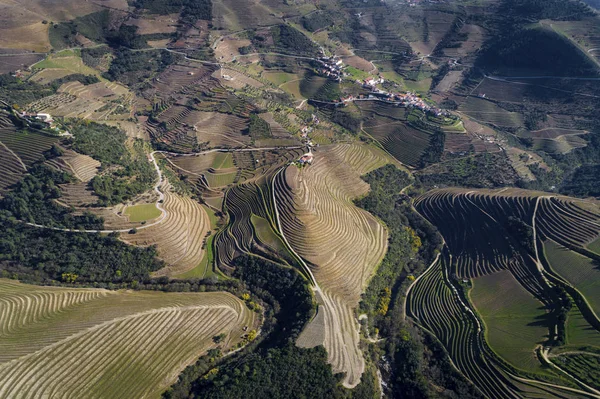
[0,279,255,399]
[363,122,431,167]
[211,149,302,262]
[167,151,240,191]
[0,140,26,193]
[406,254,591,399]
[121,182,211,277]
[544,240,600,318]
[410,188,600,397]
[46,148,100,182]
[458,96,525,128]
[549,353,600,391]
[0,126,58,166]
[185,111,250,147]
[274,144,389,387]
[357,102,433,166]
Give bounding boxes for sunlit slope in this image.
[274,143,388,387]
[121,182,211,277]
[0,279,254,399]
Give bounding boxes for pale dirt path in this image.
[0,141,27,171]
[271,166,367,388]
[538,346,600,397]
[22,146,303,234]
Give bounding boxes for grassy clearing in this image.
[379,69,405,86]
[544,240,600,317]
[212,152,234,169]
[263,71,299,86]
[251,214,289,255]
[124,203,161,222]
[345,66,370,81]
[0,278,254,398]
[470,270,549,374]
[203,204,219,228]
[33,50,102,78]
[205,171,237,187]
[403,78,432,93]
[280,79,304,99]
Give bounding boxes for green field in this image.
[544,239,600,317]
[205,171,237,187]
[33,50,102,77]
[565,305,600,348]
[280,79,304,99]
[470,270,549,373]
[345,66,370,82]
[403,78,432,93]
[125,203,161,222]
[251,214,290,256]
[212,152,234,169]
[203,204,219,228]
[263,71,300,86]
[588,237,600,255]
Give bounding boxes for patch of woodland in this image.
[60,121,155,206]
[355,164,480,398]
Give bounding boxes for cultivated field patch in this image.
[458,96,525,128]
[0,279,255,399]
[125,203,162,223]
[121,182,211,277]
[544,240,600,318]
[471,270,549,373]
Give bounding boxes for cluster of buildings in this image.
[18,111,71,136]
[296,114,319,165]
[21,112,54,125]
[362,77,385,90]
[337,77,449,117]
[315,56,345,81]
[298,151,314,165]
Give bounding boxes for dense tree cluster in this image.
[107,25,147,49]
[104,49,180,86]
[418,153,520,189]
[67,121,156,205]
[420,128,446,167]
[562,164,600,197]
[0,165,103,230]
[247,114,271,139]
[133,0,212,24]
[330,108,361,133]
[0,218,163,283]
